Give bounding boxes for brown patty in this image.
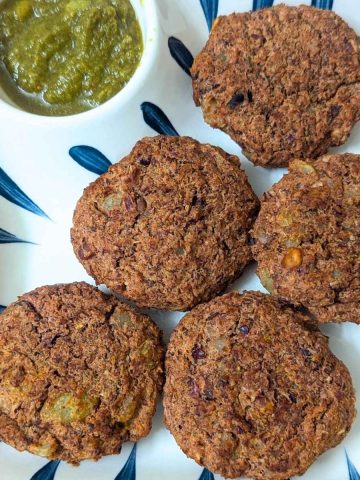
[71,135,259,311]
[192,4,360,167]
[0,282,164,464]
[252,154,360,324]
[164,291,356,480]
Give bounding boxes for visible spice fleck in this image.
[192,195,206,207]
[289,392,297,403]
[204,386,214,401]
[192,345,206,360]
[78,241,95,260]
[188,378,200,397]
[42,334,61,348]
[286,133,295,144]
[246,235,255,246]
[222,240,230,252]
[329,105,341,120]
[139,158,151,166]
[300,347,312,358]
[228,92,245,109]
[344,39,354,53]
[124,196,134,211]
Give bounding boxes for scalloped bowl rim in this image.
[0,0,159,124]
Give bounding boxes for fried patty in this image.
[252,154,360,324]
[164,291,356,480]
[192,4,360,167]
[71,135,259,311]
[0,282,164,463]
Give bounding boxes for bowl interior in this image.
[0,0,152,116]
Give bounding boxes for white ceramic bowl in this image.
[0,0,160,124]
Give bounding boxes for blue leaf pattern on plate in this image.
[0,168,49,219]
[30,460,60,480]
[114,444,136,480]
[346,452,360,480]
[199,0,219,31]
[0,305,5,313]
[141,102,180,136]
[0,227,33,244]
[198,468,215,480]
[168,36,194,76]
[252,0,274,10]
[69,146,112,175]
[311,0,333,9]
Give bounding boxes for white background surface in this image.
[0,0,359,479]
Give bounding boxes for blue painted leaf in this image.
[168,37,194,76]
[200,0,218,31]
[0,227,33,244]
[0,168,49,219]
[311,0,333,9]
[114,444,136,480]
[346,453,360,480]
[69,146,112,175]
[198,468,215,480]
[30,460,60,480]
[141,102,179,136]
[0,305,5,313]
[252,0,274,10]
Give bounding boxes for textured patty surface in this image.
[164,291,356,480]
[0,282,164,463]
[192,4,360,167]
[71,135,259,311]
[252,154,360,324]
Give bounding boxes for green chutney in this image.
[0,0,143,115]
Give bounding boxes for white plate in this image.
[0,0,359,479]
